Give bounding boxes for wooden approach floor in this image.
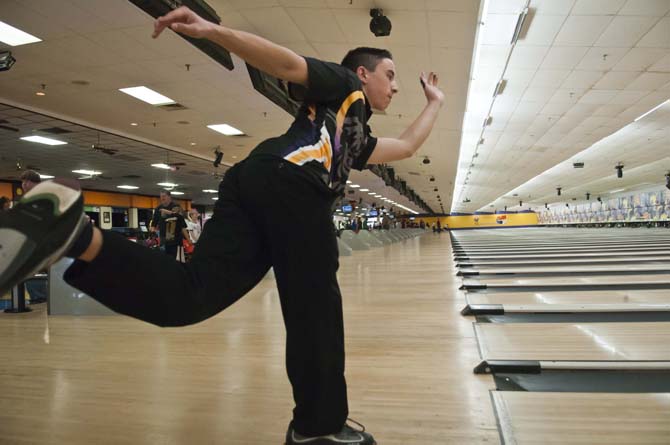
[0,232,500,444]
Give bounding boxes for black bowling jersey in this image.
[250,57,378,197]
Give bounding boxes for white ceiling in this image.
[0,0,480,212]
[452,0,670,214]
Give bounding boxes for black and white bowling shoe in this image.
[0,179,86,296]
[285,419,376,445]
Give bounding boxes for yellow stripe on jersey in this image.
[336,91,365,130]
[284,91,364,172]
[284,123,333,171]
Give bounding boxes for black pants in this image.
[64,157,348,436]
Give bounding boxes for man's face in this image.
[22,180,36,193]
[160,193,171,206]
[359,58,398,111]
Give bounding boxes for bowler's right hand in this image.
[152,6,216,40]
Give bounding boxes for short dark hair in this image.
[341,47,393,73]
[0,196,9,208]
[160,190,172,197]
[20,170,41,184]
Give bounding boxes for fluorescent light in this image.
[72,169,101,175]
[119,86,175,106]
[202,189,218,193]
[346,180,352,184]
[212,197,219,200]
[511,7,529,44]
[20,135,67,146]
[0,21,41,46]
[151,163,171,170]
[634,99,670,122]
[609,188,625,194]
[171,191,184,195]
[117,185,139,190]
[207,124,244,136]
[349,184,360,188]
[368,192,376,195]
[374,194,382,198]
[157,182,178,187]
[39,174,54,179]
[360,188,369,192]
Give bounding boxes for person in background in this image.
[0,196,10,210]
[20,170,41,193]
[186,209,202,244]
[151,191,181,254]
[162,206,189,261]
[350,217,358,233]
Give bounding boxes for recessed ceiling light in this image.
[130,122,138,126]
[360,188,369,192]
[202,189,218,193]
[72,169,101,175]
[346,180,352,184]
[171,191,184,195]
[20,135,67,146]
[368,192,376,195]
[207,124,244,136]
[39,174,54,179]
[119,86,175,106]
[151,163,171,170]
[35,91,45,96]
[0,21,41,46]
[190,142,196,146]
[117,185,139,190]
[157,182,178,187]
[349,184,360,188]
[212,197,219,200]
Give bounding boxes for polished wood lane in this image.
[458,264,670,276]
[475,322,670,361]
[462,274,670,287]
[466,290,670,307]
[457,256,670,268]
[491,392,670,445]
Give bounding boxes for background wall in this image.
[415,212,539,230]
[0,181,190,210]
[538,187,670,224]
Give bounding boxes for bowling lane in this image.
[491,392,670,445]
[475,322,670,362]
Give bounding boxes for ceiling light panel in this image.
[0,21,41,46]
[119,86,175,106]
[207,124,244,136]
[20,135,67,145]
